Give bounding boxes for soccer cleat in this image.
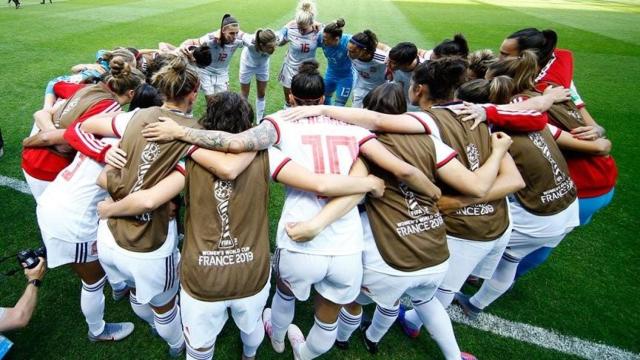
[287,324,305,360]
[397,305,420,339]
[461,351,478,360]
[454,293,481,321]
[88,322,134,342]
[334,339,349,350]
[359,318,379,354]
[262,308,285,353]
[168,341,185,358]
[112,285,130,302]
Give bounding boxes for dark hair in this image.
[193,45,212,68]
[324,18,345,38]
[487,50,537,94]
[104,58,145,96]
[291,60,324,105]
[412,57,468,101]
[432,34,469,59]
[129,83,163,110]
[255,29,278,53]
[364,82,407,114]
[456,77,513,105]
[389,42,418,66]
[151,56,199,101]
[351,30,378,54]
[467,49,497,80]
[143,53,173,83]
[219,14,239,47]
[200,91,253,133]
[507,28,558,68]
[126,47,141,61]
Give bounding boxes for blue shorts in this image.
[324,71,353,106]
[578,187,615,225]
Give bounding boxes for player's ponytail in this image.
[412,57,468,101]
[507,28,557,68]
[487,49,537,94]
[467,49,497,80]
[151,56,199,101]
[295,0,316,28]
[432,33,469,59]
[101,48,137,69]
[351,30,378,54]
[291,60,324,105]
[104,57,145,97]
[255,29,277,54]
[219,13,239,47]
[456,76,513,105]
[200,91,253,133]
[324,18,345,38]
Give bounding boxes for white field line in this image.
[1,174,639,359]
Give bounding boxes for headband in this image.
[349,38,367,49]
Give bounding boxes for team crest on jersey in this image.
[400,182,429,218]
[56,98,80,128]
[395,182,444,237]
[465,143,480,171]
[214,180,238,249]
[131,142,161,222]
[529,132,575,204]
[569,109,583,122]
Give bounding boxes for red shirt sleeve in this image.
[485,105,548,132]
[535,49,574,92]
[53,82,86,99]
[63,99,121,163]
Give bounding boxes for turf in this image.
[0,0,638,359]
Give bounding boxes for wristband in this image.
[28,279,42,288]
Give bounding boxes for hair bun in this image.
[300,0,313,11]
[298,60,319,75]
[336,18,345,28]
[109,57,130,77]
[169,56,188,73]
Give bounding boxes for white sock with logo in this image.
[81,276,106,336]
[153,302,184,349]
[299,317,338,359]
[336,307,361,342]
[366,304,399,343]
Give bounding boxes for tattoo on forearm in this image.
[183,122,277,152]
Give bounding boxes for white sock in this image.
[403,308,423,330]
[337,307,361,342]
[186,342,214,360]
[413,297,461,360]
[110,281,127,292]
[153,302,184,349]
[470,254,520,310]
[241,318,264,357]
[255,97,266,122]
[299,317,338,359]
[81,276,106,336]
[436,287,456,308]
[271,288,295,343]
[366,305,399,343]
[129,292,154,327]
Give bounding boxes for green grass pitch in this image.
[0,0,639,359]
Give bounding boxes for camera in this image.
[16,246,47,269]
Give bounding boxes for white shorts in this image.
[503,229,566,260]
[359,265,448,308]
[42,236,98,269]
[23,171,50,202]
[239,63,269,84]
[351,87,368,108]
[180,281,270,349]
[278,63,297,88]
[274,248,362,305]
[199,72,229,96]
[97,222,180,306]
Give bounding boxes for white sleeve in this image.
[406,112,440,139]
[569,81,585,108]
[199,33,217,46]
[268,147,292,181]
[0,307,6,322]
[241,33,255,47]
[355,128,377,148]
[111,108,139,138]
[261,112,284,145]
[430,135,458,168]
[547,124,562,140]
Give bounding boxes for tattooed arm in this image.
[141,117,278,153]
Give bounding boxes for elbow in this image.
[216,165,242,180]
[140,198,157,213]
[13,309,31,329]
[597,140,612,156]
[312,182,330,196]
[394,165,418,182]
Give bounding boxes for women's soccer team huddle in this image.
[20,1,617,359]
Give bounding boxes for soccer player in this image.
[141,61,441,360]
[179,14,244,101]
[386,42,428,111]
[348,30,390,108]
[429,34,469,60]
[239,29,279,121]
[318,18,353,106]
[277,0,322,108]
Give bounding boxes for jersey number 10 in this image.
[301,135,358,174]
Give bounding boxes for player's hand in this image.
[105,146,127,169]
[280,105,325,122]
[458,102,487,130]
[367,175,385,198]
[570,125,604,140]
[97,197,115,219]
[491,132,512,153]
[24,258,46,282]
[285,221,321,242]
[543,85,571,103]
[141,117,184,142]
[437,195,468,214]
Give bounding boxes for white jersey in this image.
[391,54,427,111]
[198,31,245,75]
[352,48,389,92]
[264,112,376,256]
[280,22,321,70]
[37,137,119,243]
[240,32,278,69]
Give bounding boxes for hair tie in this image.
[349,38,367,49]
